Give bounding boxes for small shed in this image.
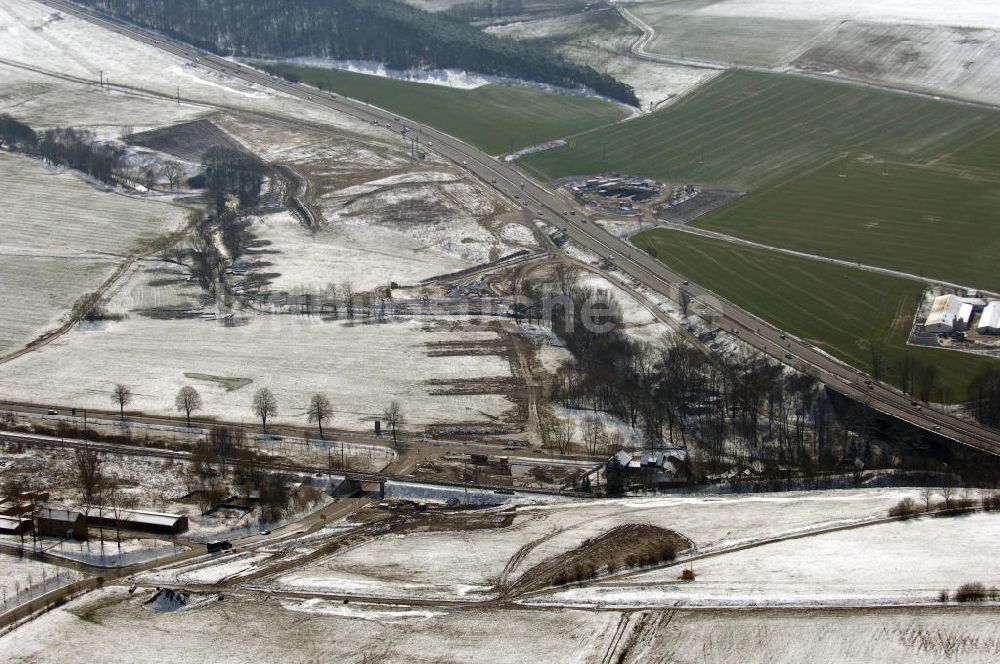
[0,515,32,536]
[35,508,88,540]
[0,500,33,517]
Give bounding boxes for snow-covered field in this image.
[628,0,1000,104]
[314,170,523,267]
[248,171,529,294]
[5,559,1000,662]
[4,537,181,568]
[250,211,470,293]
[0,588,628,663]
[794,21,1000,105]
[0,0,381,138]
[0,554,80,609]
[0,153,190,356]
[0,310,515,430]
[265,488,912,602]
[213,111,534,290]
[679,0,1000,27]
[134,551,272,586]
[577,272,670,345]
[541,511,1000,608]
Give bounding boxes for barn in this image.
[925,294,973,334]
[35,508,88,540]
[977,301,1000,335]
[82,507,189,535]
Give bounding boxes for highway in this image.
[37,0,1000,458]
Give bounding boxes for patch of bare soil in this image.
[129,118,249,163]
[423,338,510,357]
[410,458,514,487]
[502,523,691,597]
[183,372,253,392]
[385,506,516,535]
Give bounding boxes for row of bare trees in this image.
[108,383,406,445]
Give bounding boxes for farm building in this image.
[925,294,973,334]
[977,301,1000,335]
[82,507,189,535]
[612,449,689,489]
[0,515,32,536]
[35,508,88,540]
[0,499,34,517]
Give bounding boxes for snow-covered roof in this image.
[958,303,973,325]
[83,506,186,527]
[978,301,1000,331]
[37,508,83,522]
[0,515,29,528]
[926,294,970,330]
[640,453,667,467]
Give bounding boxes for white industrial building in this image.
[977,301,1000,335]
[925,294,973,334]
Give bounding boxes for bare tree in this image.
[161,160,184,191]
[175,385,203,427]
[605,429,626,456]
[545,419,574,456]
[143,164,160,190]
[383,401,404,449]
[896,356,917,395]
[869,340,888,382]
[941,481,955,510]
[75,446,103,502]
[342,280,355,319]
[582,417,603,457]
[252,388,278,432]
[307,393,333,439]
[920,485,936,511]
[111,383,132,421]
[324,282,339,318]
[105,483,138,551]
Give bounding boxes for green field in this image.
[520,70,995,190]
[694,159,1000,291]
[631,229,999,403]
[945,125,1000,174]
[259,63,628,155]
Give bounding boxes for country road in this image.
[660,223,999,296]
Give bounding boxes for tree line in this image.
[519,274,879,477]
[76,0,638,105]
[0,114,186,192]
[0,116,121,185]
[109,382,406,448]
